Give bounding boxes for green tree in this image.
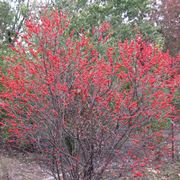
[48,0,163,44]
[0,1,14,44]
[0,0,30,45]
[0,0,30,74]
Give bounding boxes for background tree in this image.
[0,0,30,74]
[46,0,163,44]
[0,0,30,46]
[152,0,180,56]
[0,1,14,44]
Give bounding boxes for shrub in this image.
[0,9,178,180]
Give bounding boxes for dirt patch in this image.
[0,148,179,180]
[0,149,54,180]
[145,162,180,180]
